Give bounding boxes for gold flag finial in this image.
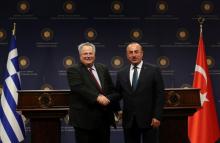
[12,22,16,36]
[198,17,205,34]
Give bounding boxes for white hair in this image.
[78,42,96,54]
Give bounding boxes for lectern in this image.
[160,88,201,143]
[17,88,200,143]
[17,90,69,143]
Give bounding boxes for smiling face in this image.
[126,43,143,65]
[80,45,95,67]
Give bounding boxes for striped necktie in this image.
[88,68,103,94]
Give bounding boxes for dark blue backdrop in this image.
[0,0,220,142]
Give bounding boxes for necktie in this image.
[88,68,103,94]
[132,66,138,91]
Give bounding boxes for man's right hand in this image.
[97,94,110,106]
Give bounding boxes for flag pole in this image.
[0,22,25,143]
[198,17,205,34]
[12,22,16,36]
[188,16,220,143]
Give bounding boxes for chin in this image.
[86,63,93,66]
[131,61,138,64]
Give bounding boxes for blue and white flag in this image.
[0,24,25,143]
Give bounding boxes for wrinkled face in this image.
[126,43,143,65]
[80,45,95,67]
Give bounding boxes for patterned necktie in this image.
[132,66,138,91]
[88,68,103,94]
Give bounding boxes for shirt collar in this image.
[130,60,143,70]
[88,65,96,71]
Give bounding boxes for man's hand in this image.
[151,118,160,128]
[97,94,110,106]
[114,111,123,122]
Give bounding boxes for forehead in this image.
[81,45,94,52]
[127,44,142,51]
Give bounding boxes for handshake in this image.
[96,94,110,106]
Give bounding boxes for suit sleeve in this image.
[115,72,123,98]
[102,66,121,111]
[153,67,165,120]
[67,67,98,104]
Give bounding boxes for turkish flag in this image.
[188,33,220,143]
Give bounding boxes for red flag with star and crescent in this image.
[188,32,220,143]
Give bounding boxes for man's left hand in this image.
[151,118,160,128]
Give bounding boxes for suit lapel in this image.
[124,66,132,91]
[135,65,146,91]
[95,64,104,88]
[80,64,98,89]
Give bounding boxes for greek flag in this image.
[0,24,25,143]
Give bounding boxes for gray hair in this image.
[127,42,144,52]
[78,42,96,54]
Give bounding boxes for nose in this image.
[85,53,91,57]
[131,52,137,56]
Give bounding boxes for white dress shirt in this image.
[129,60,143,86]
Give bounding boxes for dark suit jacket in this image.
[116,63,164,128]
[67,63,120,130]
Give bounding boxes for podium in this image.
[17,90,69,143]
[17,88,200,143]
[160,88,201,143]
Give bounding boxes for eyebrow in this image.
[128,50,139,52]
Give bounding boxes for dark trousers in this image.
[74,125,110,143]
[124,118,159,143]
